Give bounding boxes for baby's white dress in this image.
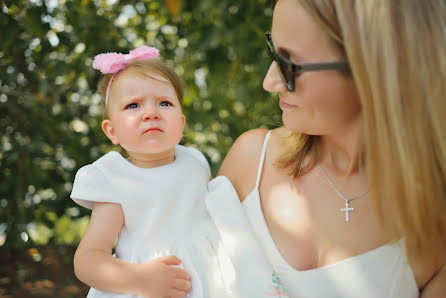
[71,145,280,298]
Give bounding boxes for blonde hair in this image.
[97,59,183,118]
[276,0,446,264]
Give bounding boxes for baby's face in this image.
[102,68,185,159]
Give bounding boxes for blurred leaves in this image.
[0,0,280,249]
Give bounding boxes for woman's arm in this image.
[74,202,191,297]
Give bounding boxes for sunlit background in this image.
[0,0,280,296]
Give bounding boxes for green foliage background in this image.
[0,0,281,249]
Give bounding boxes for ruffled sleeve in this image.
[70,163,119,210]
[179,145,211,175]
[205,176,284,297]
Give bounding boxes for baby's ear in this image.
[102,119,119,145]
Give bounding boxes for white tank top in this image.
[241,130,419,298]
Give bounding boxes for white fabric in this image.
[205,176,287,297]
[242,130,419,298]
[71,145,232,298]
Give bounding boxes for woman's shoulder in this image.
[219,128,268,171]
[221,127,286,158]
[228,128,271,153]
[218,128,284,200]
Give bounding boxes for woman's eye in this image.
[126,103,138,109]
[277,49,290,59]
[160,101,172,107]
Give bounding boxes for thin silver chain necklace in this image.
[316,165,369,222]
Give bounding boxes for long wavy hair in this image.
[275,0,446,264]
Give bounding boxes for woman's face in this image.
[263,0,362,136]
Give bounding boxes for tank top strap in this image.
[255,130,272,189]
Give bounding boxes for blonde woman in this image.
[219,0,446,297]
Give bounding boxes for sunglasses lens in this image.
[277,60,292,85]
[265,34,295,91]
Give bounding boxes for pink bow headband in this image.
[92,46,160,107]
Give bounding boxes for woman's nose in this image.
[263,62,287,93]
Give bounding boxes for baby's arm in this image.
[74,202,191,297]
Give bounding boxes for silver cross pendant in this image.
[341,201,354,222]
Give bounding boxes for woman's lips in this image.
[279,100,296,109]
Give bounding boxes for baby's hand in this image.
[135,255,191,298]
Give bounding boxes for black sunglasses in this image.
[265,33,350,92]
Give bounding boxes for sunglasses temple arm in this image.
[299,62,350,71]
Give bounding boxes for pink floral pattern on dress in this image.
[264,273,288,297]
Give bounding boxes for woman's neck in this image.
[319,120,363,176]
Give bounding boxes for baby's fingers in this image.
[173,278,192,292]
[173,267,190,281]
[159,255,183,266]
[167,288,189,298]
